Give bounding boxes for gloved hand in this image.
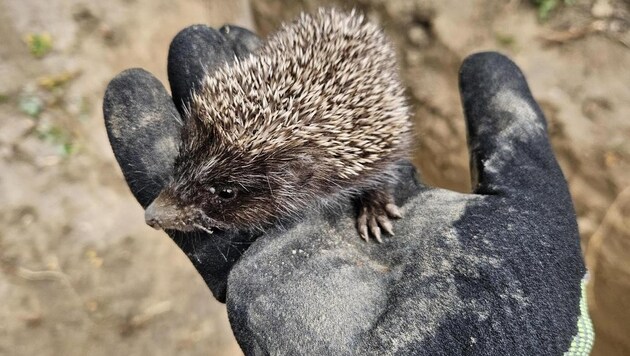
[103,24,586,355]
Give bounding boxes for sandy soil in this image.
[0,0,628,355]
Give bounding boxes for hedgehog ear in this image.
[181,115,214,144]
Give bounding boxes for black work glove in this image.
[103,24,586,355]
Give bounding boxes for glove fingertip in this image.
[219,24,263,55]
[104,68,181,208]
[458,51,562,196]
[168,25,234,115]
[459,52,528,105]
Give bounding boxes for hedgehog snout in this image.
[145,194,182,230]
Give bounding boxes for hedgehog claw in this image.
[355,189,400,242]
[385,203,402,219]
[368,216,382,243]
[357,207,370,242]
[359,227,369,242]
[377,215,394,236]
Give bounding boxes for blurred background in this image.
[0,0,628,355]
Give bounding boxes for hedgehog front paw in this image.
[356,190,402,243]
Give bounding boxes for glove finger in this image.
[103,68,182,208]
[104,68,253,302]
[219,25,263,56]
[167,24,261,116]
[459,52,566,197]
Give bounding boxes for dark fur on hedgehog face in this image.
[146,109,316,233]
[167,152,282,232]
[149,144,312,234]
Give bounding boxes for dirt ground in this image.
[0,0,628,355]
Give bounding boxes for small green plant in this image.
[495,33,516,48]
[37,71,77,91]
[532,0,574,21]
[24,32,53,58]
[19,94,44,118]
[60,141,76,156]
[36,124,77,157]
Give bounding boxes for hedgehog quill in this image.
[145,9,412,242]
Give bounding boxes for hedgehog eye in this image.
[218,188,237,200]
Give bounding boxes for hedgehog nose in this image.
[145,192,186,231]
[144,202,164,230]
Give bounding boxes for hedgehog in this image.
[144,8,412,242]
